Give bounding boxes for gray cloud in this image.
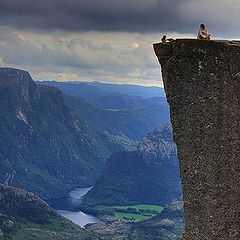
[1,0,240,86]
[0,27,166,85]
[0,0,239,37]
[0,0,198,34]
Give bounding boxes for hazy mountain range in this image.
[0,67,184,240]
[39,81,166,100]
[0,68,170,200]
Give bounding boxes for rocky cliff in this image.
[154,39,240,239]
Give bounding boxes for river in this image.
[47,187,101,227]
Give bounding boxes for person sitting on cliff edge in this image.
[197,24,211,40]
[161,35,174,43]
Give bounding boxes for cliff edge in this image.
[154,39,240,239]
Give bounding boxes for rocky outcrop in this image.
[82,125,182,207]
[0,184,52,211]
[138,124,177,165]
[154,39,240,239]
[0,68,40,101]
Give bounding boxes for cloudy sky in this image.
[0,0,239,86]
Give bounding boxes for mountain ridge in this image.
[0,67,108,199]
[0,183,101,240]
[82,125,182,207]
[39,80,165,99]
[0,67,170,200]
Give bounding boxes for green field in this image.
[95,204,163,211]
[113,204,164,212]
[95,204,164,222]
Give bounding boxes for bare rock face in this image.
[154,39,240,239]
[0,67,105,199]
[137,124,177,166]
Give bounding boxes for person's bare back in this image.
[197,23,211,40]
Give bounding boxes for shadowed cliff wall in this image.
[154,39,240,240]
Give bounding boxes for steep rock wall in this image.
[0,67,105,199]
[154,39,240,239]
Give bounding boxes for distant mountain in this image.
[64,94,170,143]
[0,68,170,200]
[129,201,184,240]
[39,81,165,100]
[39,81,107,101]
[94,93,167,110]
[0,68,115,199]
[0,184,100,240]
[84,81,166,98]
[40,81,170,144]
[82,125,182,207]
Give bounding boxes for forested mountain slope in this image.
[0,184,100,240]
[0,68,109,199]
[82,125,182,206]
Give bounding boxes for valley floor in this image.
[94,204,164,223]
[84,201,184,240]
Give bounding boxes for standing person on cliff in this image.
[197,24,211,40]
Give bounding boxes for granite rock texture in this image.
[154,39,240,240]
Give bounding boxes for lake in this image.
[47,187,101,227]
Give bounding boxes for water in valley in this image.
[47,187,101,227]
